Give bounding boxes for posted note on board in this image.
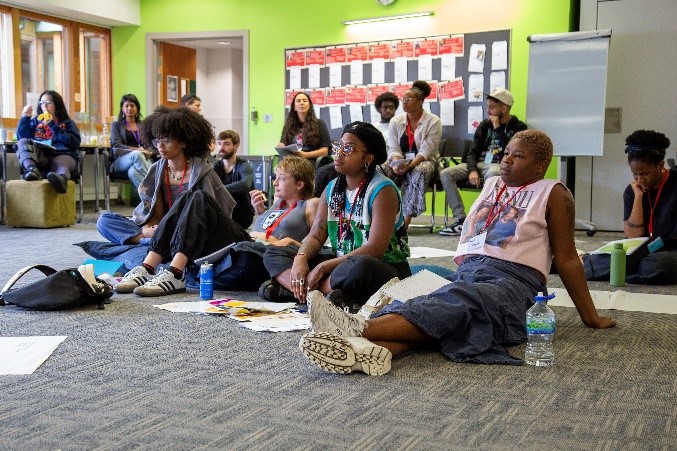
[350,60,364,85]
[492,41,508,71]
[418,54,433,81]
[371,58,385,84]
[441,54,456,80]
[394,57,408,83]
[468,74,484,103]
[329,63,342,87]
[308,64,321,88]
[441,100,455,126]
[490,71,506,92]
[468,106,484,134]
[289,66,301,90]
[468,44,486,73]
[349,104,363,122]
[329,106,344,130]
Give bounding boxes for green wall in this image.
[112,0,571,214]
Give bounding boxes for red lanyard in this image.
[164,160,188,209]
[338,179,366,247]
[265,201,297,240]
[481,183,526,233]
[406,118,416,152]
[647,169,669,239]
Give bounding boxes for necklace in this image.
[168,161,188,181]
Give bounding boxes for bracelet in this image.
[626,221,644,228]
[294,253,307,258]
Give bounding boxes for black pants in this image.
[149,190,250,264]
[16,138,77,179]
[263,245,411,304]
[583,250,677,285]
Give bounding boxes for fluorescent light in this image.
[342,11,434,26]
[216,41,232,45]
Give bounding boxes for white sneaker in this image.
[299,332,392,376]
[307,290,365,337]
[114,266,152,293]
[133,268,186,297]
[439,219,464,236]
[357,277,400,319]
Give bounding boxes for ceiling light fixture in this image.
[216,41,232,45]
[342,11,434,26]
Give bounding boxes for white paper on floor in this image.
[0,336,67,375]
[408,246,456,259]
[549,288,677,314]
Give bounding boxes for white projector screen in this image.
[526,30,611,157]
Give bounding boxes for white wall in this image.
[576,0,677,231]
[197,48,246,153]
[0,0,139,26]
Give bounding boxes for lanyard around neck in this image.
[481,183,526,233]
[164,160,188,209]
[126,120,141,146]
[406,118,416,152]
[647,169,669,239]
[265,201,297,240]
[337,179,366,248]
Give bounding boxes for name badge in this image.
[405,152,416,160]
[336,249,344,257]
[484,151,494,164]
[456,232,487,255]
[648,237,664,254]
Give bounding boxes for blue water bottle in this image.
[199,263,214,300]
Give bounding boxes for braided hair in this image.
[624,130,670,165]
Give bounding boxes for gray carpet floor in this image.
[0,205,675,450]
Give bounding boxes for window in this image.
[0,6,111,125]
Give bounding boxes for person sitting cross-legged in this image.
[299,130,616,376]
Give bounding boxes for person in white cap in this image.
[439,88,527,236]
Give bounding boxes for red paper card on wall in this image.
[439,35,465,56]
[424,81,439,101]
[367,84,393,103]
[325,46,347,64]
[439,78,465,101]
[392,40,414,59]
[393,83,413,99]
[368,42,391,61]
[346,44,369,62]
[286,50,305,68]
[345,86,367,104]
[414,39,439,57]
[325,87,347,106]
[306,48,325,66]
[309,89,326,106]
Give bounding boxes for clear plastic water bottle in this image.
[525,292,556,367]
[101,122,110,147]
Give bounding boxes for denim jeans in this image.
[111,150,151,189]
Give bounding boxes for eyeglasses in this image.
[401,97,417,104]
[39,100,53,105]
[331,141,364,156]
[152,138,173,147]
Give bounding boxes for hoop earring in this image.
[364,162,370,173]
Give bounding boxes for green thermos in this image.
[610,242,626,287]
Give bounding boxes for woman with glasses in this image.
[16,90,81,193]
[384,80,442,229]
[261,122,411,311]
[109,94,155,192]
[90,107,243,295]
[583,129,677,284]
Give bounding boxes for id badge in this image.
[336,249,344,257]
[648,237,664,254]
[456,232,487,255]
[405,152,416,160]
[484,151,494,164]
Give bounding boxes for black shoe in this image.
[22,167,42,181]
[47,172,68,194]
[258,279,296,303]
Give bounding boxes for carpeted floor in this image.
[0,205,675,449]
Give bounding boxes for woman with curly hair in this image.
[96,107,249,297]
[584,129,676,284]
[16,90,81,193]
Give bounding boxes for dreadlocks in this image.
[328,162,380,219]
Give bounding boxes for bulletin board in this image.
[284,29,511,153]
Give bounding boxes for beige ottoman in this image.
[6,179,76,228]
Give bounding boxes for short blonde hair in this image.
[512,130,553,165]
[275,156,315,199]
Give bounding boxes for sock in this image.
[168,266,184,280]
[142,263,155,274]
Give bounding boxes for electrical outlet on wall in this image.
[264,114,273,123]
